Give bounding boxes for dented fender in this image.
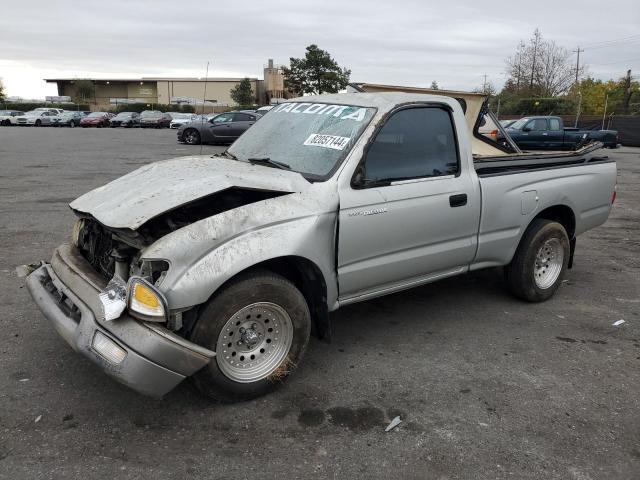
[141,183,340,310]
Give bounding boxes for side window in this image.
[361,107,459,184]
[549,118,561,131]
[232,113,253,122]
[527,118,548,131]
[212,113,233,123]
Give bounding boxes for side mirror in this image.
[522,127,531,132]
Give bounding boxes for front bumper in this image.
[26,244,214,398]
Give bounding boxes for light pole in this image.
[574,92,582,128]
[601,92,609,130]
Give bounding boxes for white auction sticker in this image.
[303,133,350,150]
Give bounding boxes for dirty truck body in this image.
[26,92,617,401]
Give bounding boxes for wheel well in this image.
[256,257,330,340]
[533,205,576,239]
[201,256,330,340]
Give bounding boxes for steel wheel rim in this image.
[216,302,293,383]
[534,238,564,289]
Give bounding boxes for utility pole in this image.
[573,46,583,86]
[530,29,541,89]
[482,73,487,93]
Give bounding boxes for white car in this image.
[256,105,274,116]
[34,107,64,115]
[15,110,56,126]
[169,113,197,129]
[0,110,25,126]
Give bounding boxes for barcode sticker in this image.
[303,134,350,150]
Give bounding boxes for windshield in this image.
[25,111,41,117]
[509,118,529,130]
[115,112,133,118]
[60,112,75,118]
[228,102,375,179]
[88,112,105,118]
[141,111,162,118]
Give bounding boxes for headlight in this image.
[71,218,85,246]
[127,277,168,322]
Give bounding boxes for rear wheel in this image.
[190,271,311,402]
[69,120,75,128]
[183,128,201,145]
[505,219,570,302]
[35,120,41,127]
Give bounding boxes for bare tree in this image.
[505,30,581,97]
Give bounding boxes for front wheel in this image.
[505,219,570,302]
[69,120,75,128]
[183,128,201,145]
[189,271,311,402]
[35,120,41,127]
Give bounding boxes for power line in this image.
[585,38,640,51]
[581,33,640,48]
[588,55,640,66]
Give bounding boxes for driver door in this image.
[208,113,235,140]
[337,105,480,302]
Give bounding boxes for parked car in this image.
[23,91,617,402]
[140,111,172,128]
[34,107,65,115]
[0,110,25,125]
[505,116,619,150]
[177,111,258,145]
[255,105,274,116]
[80,112,113,128]
[110,112,140,128]
[169,113,197,129]
[15,110,56,126]
[51,111,86,127]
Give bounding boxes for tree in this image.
[430,81,439,90]
[505,30,580,97]
[283,45,351,95]
[230,77,254,106]
[0,79,5,101]
[72,79,95,103]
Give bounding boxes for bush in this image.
[493,97,577,116]
[107,103,199,114]
[1,102,90,112]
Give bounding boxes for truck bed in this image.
[473,143,612,177]
[470,142,617,272]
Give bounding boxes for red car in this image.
[80,112,114,128]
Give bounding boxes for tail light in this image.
[611,186,617,204]
[490,129,498,138]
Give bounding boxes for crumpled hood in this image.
[70,155,310,230]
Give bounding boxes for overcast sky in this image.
[1,0,639,99]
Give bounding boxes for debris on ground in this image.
[385,416,402,432]
[18,378,29,382]
[34,415,42,423]
[613,319,626,327]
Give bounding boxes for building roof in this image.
[44,77,259,83]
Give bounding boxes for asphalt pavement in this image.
[0,127,638,479]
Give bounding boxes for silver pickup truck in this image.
[25,91,617,402]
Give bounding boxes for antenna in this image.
[200,61,210,155]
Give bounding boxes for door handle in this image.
[449,194,467,207]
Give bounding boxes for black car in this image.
[140,110,172,128]
[110,112,140,128]
[177,111,258,145]
[51,111,86,127]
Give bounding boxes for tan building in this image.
[45,60,290,111]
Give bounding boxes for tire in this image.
[183,128,201,145]
[69,120,75,128]
[189,271,311,402]
[35,120,41,127]
[505,219,570,302]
